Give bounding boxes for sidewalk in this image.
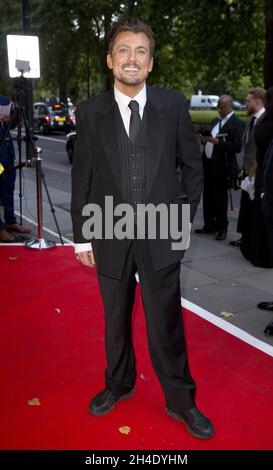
[184,198,273,346]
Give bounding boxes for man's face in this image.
[107,32,153,89]
[217,99,231,118]
[246,94,258,115]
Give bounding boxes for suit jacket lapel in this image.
[220,114,234,131]
[97,86,168,201]
[145,85,168,199]
[98,90,123,197]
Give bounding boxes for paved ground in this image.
[2,133,273,347]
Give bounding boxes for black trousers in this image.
[252,196,273,268]
[203,177,228,232]
[97,239,196,413]
[237,190,254,260]
[0,169,17,230]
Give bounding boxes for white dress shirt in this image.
[205,111,234,159]
[255,107,265,120]
[75,85,147,253]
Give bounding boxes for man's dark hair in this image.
[108,17,155,57]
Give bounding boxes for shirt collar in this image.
[114,84,147,114]
[255,107,265,120]
[221,111,234,125]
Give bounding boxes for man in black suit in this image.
[257,113,273,334]
[71,18,214,439]
[196,96,245,240]
[230,88,265,252]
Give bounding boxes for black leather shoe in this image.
[229,238,242,247]
[215,231,227,241]
[89,388,134,416]
[257,302,273,311]
[264,320,273,336]
[166,406,214,439]
[195,227,216,234]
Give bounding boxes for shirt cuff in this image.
[73,225,192,253]
[74,242,92,253]
[184,222,192,250]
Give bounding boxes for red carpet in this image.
[0,246,272,450]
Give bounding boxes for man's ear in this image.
[148,57,153,72]
[107,53,113,70]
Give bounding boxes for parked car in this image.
[190,95,219,109]
[66,130,76,163]
[33,102,75,134]
[233,100,246,111]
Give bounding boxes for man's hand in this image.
[249,161,257,178]
[199,135,219,145]
[75,250,95,267]
[0,115,11,124]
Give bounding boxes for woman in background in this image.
[252,87,273,268]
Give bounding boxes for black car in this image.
[33,102,75,134]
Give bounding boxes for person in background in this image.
[255,87,273,334]
[230,88,265,257]
[195,95,245,241]
[251,87,273,268]
[0,94,31,242]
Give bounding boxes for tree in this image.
[0,1,22,98]
[169,0,265,96]
[0,0,269,103]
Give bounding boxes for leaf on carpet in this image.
[27,397,41,406]
[118,426,131,435]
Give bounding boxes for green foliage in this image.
[0,0,267,104]
[190,109,248,124]
[0,0,23,98]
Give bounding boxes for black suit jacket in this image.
[262,138,273,199]
[71,85,203,278]
[203,113,245,180]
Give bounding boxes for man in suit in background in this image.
[257,88,273,334]
[230,88,265,254]
[195,96,245,240]
[71,18,214,439]
[258,138,273,334]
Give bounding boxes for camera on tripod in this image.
[1,35,63,248]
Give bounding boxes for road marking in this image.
[181,297,273,358]
[42,161,71,171]
[36,135,66,143]
[10,130,66,144]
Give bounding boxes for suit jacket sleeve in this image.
[176,94,203,222]
[216,117,245,154]
[71,105,93,243]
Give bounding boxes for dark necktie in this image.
[128,100,141,143]
[246,116,256,142]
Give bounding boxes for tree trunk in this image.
[59,78,67,104]
[103,11,114,91]
[264,0,273,88]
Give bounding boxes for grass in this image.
[190,110,248,128]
